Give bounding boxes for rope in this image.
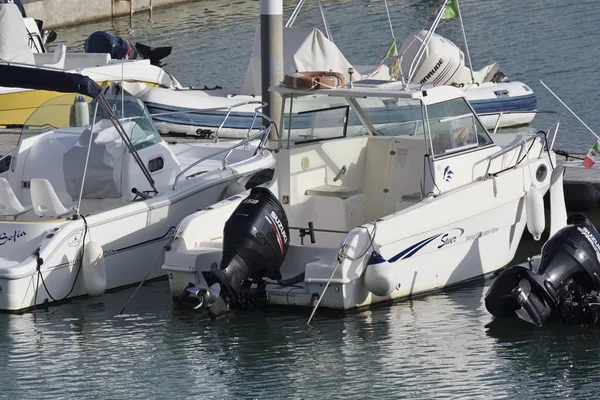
[34,215,88,304]
[119,243,170,314]
[307,221,378,326]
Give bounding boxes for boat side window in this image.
[427,98,493,157]
[283,95,365,146]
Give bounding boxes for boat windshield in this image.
[16,94,162,200]
[282,94,425,147]
[20,93,162,151]
[426,98,493,157]
[281,94,366,146]
[353,97,424,137]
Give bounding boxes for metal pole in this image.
[455,0,475,83]
[261,0,283,141]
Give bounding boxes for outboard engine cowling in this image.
[399,30,500,85]
[485,214,600,327]
[84,31,138,60]
[191,187,290,317]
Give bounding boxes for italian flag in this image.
[583,140,600,168]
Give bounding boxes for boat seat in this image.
[0,177,31,217]
[305,185,362,199]
[30,178,73,218]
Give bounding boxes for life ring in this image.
[283,71,345,90]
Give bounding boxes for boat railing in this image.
[480,109,561,135]
[0,148,13,165]
[481,118,561,179]
[149,100,268,143]
[170,102,274,190]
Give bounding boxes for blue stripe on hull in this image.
[469,93,537,114]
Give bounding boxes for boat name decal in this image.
[0,230,26,246]
[419,58,444,84]
[465,227,499,242]
[577,226,600,263]
[437,228,464,249]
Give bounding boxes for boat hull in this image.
[164,152,552,310]
[0,180,233,311]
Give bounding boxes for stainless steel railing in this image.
[166,101,275,190]
[149,100,269,142]
[481,118,561,178]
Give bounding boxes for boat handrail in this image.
[482,121,560,178]
[171,104,274,190]
[0,148,14,164]
[149,100,267,142]
[480,109,561,135]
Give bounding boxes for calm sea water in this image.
[5,0,600,398]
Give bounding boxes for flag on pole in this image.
[583,140,600,168]
[377,39,400,80]
[384,40,397,59]
[442,0,459,19]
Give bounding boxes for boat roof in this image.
[0,64,102,98]
[271,79,467,105]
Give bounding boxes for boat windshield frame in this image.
[279,87,495,159]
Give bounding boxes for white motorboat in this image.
[162,76,565,317]
[0,64,275,311]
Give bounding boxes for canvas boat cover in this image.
[0,64,102,98]
[0,3,34,64]
[63,119,125,199]
[240,27,356,96]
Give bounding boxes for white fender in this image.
[549,165,568,237]
[526,186,545,241]
[364,259,396,297]
[82,241,107,296]
[75,95,89,127]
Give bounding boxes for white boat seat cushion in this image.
[0,177,31,217]
[305,184,361,199]
[30,178,73,218]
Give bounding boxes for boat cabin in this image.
[271,80,505,245]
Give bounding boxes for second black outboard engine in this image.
[485,214,600,327]
[84,31,138,60]
[190,187,290,317]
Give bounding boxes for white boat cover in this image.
[0,4,34,64]
[63,119,124,199]
[240,27,355,96]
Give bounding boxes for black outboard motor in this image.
[485,214,600,327]
[190,187,290,317]
[84,31,139,60]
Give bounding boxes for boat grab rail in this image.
[479,109,561,135]
[149,100,269,143]
[171,106,274,190]
[481,122,560,179]
[0,148,14,165]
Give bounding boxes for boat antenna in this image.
[454,0,475,84]
[383,0,403,85]
[540,80,599,139]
